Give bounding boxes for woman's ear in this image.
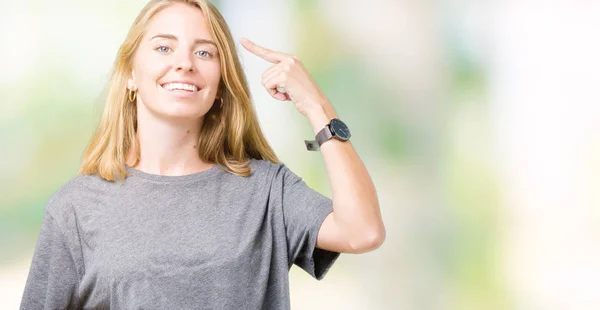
[127,71,137,91]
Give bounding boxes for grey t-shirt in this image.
[20,158,340,309]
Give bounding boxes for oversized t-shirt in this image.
[20,158,340,309]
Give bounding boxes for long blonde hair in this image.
[79,0,279,181]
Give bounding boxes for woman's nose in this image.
[174,53,194,72]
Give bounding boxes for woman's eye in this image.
[156,46,171,53]
[196,50,212,58]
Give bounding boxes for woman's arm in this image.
[240,37,386,254]
[307,102,386,254]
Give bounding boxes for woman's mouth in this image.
[160,82,200,92]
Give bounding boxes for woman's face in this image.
[129,3,221,121]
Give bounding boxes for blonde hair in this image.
[79,0,279,181]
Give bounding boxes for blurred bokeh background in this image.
[2,0,600,309]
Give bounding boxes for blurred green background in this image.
[2,0,600,309]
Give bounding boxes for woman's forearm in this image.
[307,100,386,251]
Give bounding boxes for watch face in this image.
[330,118,351,141]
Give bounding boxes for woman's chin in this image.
[157,106,207,121]
[140,100,210,122]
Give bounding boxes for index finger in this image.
[240,37,288,63]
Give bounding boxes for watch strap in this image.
[305,120,346,151]
[304,125,332,151]
[315,125,333,146]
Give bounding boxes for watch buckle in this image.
[304,140,320,151]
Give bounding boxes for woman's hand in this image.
[240,37,328,119]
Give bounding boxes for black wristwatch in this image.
[304,118,351,151]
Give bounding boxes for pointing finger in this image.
[240,37,288,63]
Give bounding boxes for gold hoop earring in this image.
[219,97,224,108]
[128,89,137,102]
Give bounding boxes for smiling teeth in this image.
[162,83,198,92]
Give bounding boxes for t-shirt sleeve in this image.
[20,209,81,309]
[272,163,341,280]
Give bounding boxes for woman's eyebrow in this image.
[150,34,217,46]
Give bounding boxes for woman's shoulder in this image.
[246,158,306,186]
[248,157,277,170]
[42,173,112,219]
[247,158,289,177]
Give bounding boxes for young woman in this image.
[20,0,385,309]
